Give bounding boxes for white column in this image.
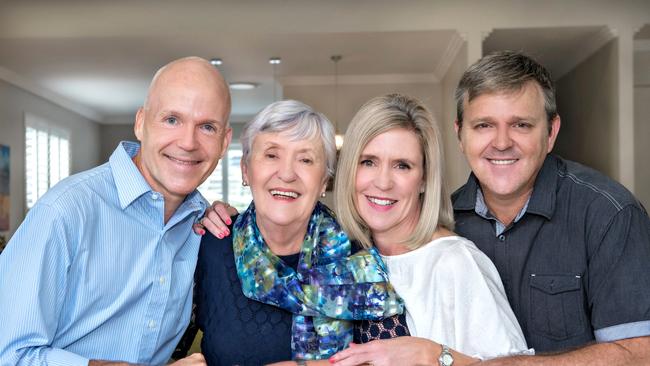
[616,26,636,192]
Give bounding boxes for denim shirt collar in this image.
[454,154,559,221]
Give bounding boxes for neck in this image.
[256,216,307,256]
[372,210,420,256]
[132,154,185,224]
[482,188,532,226]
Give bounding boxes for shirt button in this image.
[148,320,156,329]
[498,234,506,242]
[151,193,160,200]
[159,276,166,285]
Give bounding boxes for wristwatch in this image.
[438,344,454,366]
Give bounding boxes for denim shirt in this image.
[452,154,650,353]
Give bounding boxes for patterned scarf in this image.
[233,201,404,360]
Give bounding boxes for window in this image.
[25,115,70,209]
[198,143,252,211]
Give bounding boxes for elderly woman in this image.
[329,94,529,365]
[176,100,403,366]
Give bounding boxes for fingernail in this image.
[199,229,206,236]
[217,233,223,239]
[226,218,232,225]
[329,357,335,364]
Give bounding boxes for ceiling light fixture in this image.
[210,58,223,66]
[331,55,344,150]
[269,57,282,101]
[229,82,258,90]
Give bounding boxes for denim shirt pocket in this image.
[529,273,586,340]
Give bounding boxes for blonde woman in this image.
[328,94,529,366]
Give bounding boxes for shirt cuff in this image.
[46,348,90,366]
[595,320,650,342]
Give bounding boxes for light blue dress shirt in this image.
[0,141,208,366]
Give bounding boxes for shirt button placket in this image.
[495,234,508,286]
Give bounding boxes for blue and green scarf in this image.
[233,201,404,360]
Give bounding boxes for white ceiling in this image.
[0,0,647,123]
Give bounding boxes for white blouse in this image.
[381,236,531,359]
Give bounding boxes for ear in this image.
[134,107,145,142]
[546,115,561,153]
[240,157,249,186]
[454,120,465,153]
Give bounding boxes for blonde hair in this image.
[334,94,454,250]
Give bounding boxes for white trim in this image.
[434,32,466,80]
[554,26,615,78]
[0,66,103,122]
[280,73,438,86]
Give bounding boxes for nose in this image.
[277,157,297,182]
[492,125,513,151]
[373,164,393,191]
[177,124,199,151]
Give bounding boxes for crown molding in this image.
[0,66,102,122]
[433,32,465,80]
[554,26,615,78]
[280,73,438,86]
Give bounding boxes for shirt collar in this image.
[110,141,152,209]
[109,141,209,213]
[454,154,558,220]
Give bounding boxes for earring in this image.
[320,192,326,198]
[242,181,249,187]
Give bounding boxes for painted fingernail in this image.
[199,229,206,236]
[226,218,232,225]
[217,233,223,239]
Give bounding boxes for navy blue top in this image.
[452,154,650,352]
[192,226,298,366]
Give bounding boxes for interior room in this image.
[0,0,648,245]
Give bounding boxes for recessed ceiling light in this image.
[210,58,223,66]
[229,82,258,90]
[269,57,281,65]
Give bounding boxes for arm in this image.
[0,204,90,366]
[481,204,650,365]
[478,336,650,366]
[89,353,207,366]
[331,337,477,366]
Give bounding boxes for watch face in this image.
[442,354,453,365]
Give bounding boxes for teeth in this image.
[168,156,198,165]
[270,190,299,198]
[489,159,517,165]
[368,197,396,206]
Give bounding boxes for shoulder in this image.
[426,236,502,284]
[556,156,641,212]
[37,163,114,211]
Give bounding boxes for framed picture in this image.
[0,144,9,232]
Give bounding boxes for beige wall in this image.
[555,40,619,180]
[441,44,471,193]
[100,124,136,162]
[0,79,100,237]
[635,86,650,208]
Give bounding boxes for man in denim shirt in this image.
[450,51,650,365]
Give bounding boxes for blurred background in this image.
[0,0,648,242]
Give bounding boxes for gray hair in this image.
[455,50,557,130]
[240,100,337,178]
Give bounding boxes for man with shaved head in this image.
[0,57,231,366]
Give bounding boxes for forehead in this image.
[253,131,325,155]
[363,128,423,160]
[464,82,545,118]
